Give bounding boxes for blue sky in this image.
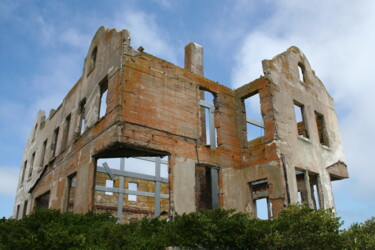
[1,0,374,227]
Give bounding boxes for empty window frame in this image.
[16,204,20,220]
[105,180,114,195]
[28,152,35,178]
[295,169,323,210]
[78,99,86,135]
[298,62,306,82]
[200,90,217,148]
[21,160,27,184]
[66,173,77,212]
[95,156,169,222]
[51,127,59,157]
[99,79,108,119]
[128,182,138,201]
[243,93,264,141]
[294,101,309,139]
[249,179,272,219]
[195,165,219,211]
[35,191,50,209]
[40,140,47,171]
[315,111,329,146]
[90,47,97,72]
[61,114,71,150]
[23,200,28,218]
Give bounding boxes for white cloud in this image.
[231,0,375,223]
[111,7,177,63]
[0,166,19,197]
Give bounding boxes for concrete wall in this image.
[13,27,348,220]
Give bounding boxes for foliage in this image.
[0,205,374,249]
[342,217,375,249]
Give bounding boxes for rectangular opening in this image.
[200,89,217,148]
[99,79,108,119]
[128,182,138,201]
[16,205,20,219]
[21,160,27,183]
[195,165,219,212]
[105,180,114,195]
[255,198,269,220]
[243,92,264,141]
[250,179,272,219]
[79,98,86,135]
[294,102,309,138]
[295,169,322,210]
[315,111,329,146]
[28,152,35,178]
[40,140,47,171]
[23,200,28,218]
[66,173,77,212]
[94,155,169,222]
[52,127,59,157]
[35,191,50,209]
[61,114,71,150]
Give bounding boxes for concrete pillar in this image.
[185,42,204,76]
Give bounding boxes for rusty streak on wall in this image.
[13,26,348,222]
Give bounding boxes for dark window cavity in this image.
[294,101,309,139]
[315,111,329,146]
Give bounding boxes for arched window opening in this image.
[298,62,306,82]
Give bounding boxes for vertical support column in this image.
[304,170,313,208]
[117,158,125,223]
[154,157,161,217]
[316,175,324,209]
[185,42,204,76]
[210,168,219,209]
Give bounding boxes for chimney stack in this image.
[184,42,204,76]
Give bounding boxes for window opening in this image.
[99,80,108,119]
[298,62,306,82]
[294,102,309,138]
[16,205,20,220]
[243,93,264,141]
[21,160,27,183]
[295,169,322,209]
[52,127,59,157]
[79,99,86,135]
[23,200,28,218]
[35,191,50,209]
[40,140,47,171]
[195,165,219,211]
[89,46,97,74]
[250,179,272,219]
[315,111,329,146]
[66,173,77,212]
[128,182,138,201]
[61,114,71,150]
[105,180,114,195]
[28,152,35,178]
[200,90,217,148]
[255,198,269,220]
[95,156,169,222]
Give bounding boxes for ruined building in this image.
[13,26,348,222]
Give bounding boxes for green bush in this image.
[0,205,374,249]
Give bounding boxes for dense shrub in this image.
[0,205,374,249]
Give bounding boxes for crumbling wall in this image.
[13,27,347,222]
